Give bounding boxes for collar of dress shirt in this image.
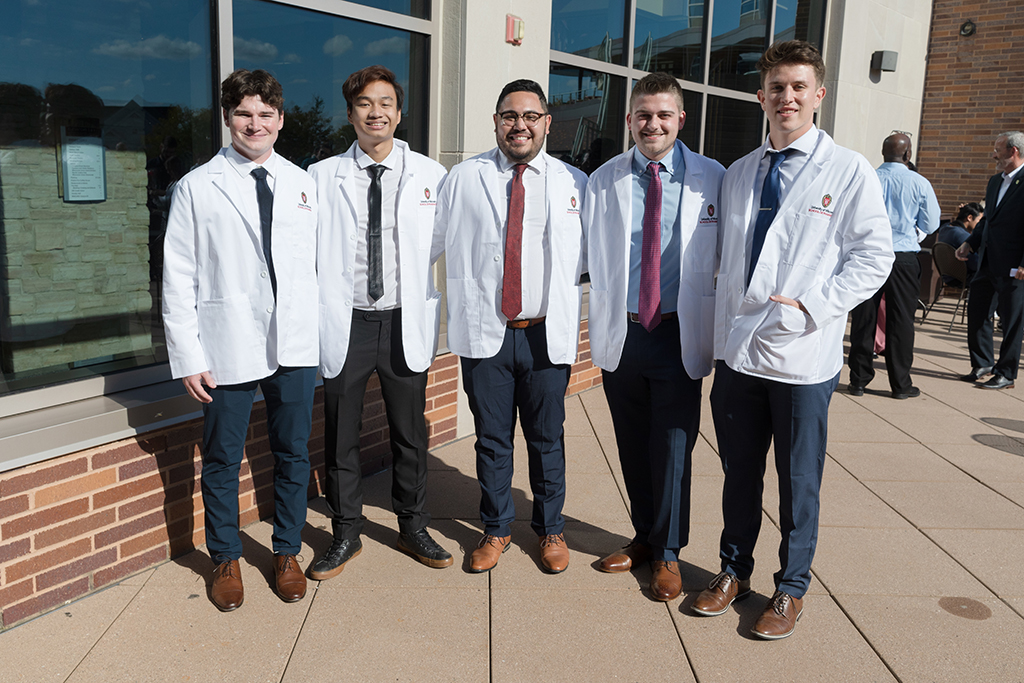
[496,147,546,175]
[355,142,399,172]
[1003,162,1023,182]
[631,139,682,178]
[225,144,279,179]
[763,124,819,159]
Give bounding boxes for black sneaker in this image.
[397,528,453,568]
[308,538,362,580]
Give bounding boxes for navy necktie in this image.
[367,164,386,302]
[251,167,276,298]
[747,149,792,286]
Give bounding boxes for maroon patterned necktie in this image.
[639,161,663,332]
[501,164,528,321]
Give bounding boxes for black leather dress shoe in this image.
[847,384,866,397]
[980,375,1014,390]
[892,386,921,400]
[960,366,994,382]
[308,538,362,580]
[397,528,453,568]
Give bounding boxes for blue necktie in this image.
[251,167,276,298]
[747,149,792,286]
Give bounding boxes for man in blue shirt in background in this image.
[848,132,940,399]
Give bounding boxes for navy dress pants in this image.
[602,317,701,562]
[967,268,1024,380]
[201,366,317,563]
[461,323,570,538]
[710,361,839,598]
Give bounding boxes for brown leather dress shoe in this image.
[650,560,682,601]
[274,554,307,603]
[469,534,511,573]
[692,571,751,616]
[210,559,244,612]
[752,590,803,640]
[597,541,652,573]
[539,533,569,573]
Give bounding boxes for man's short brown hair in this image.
[629,72,685,112]
[220,69,284,113]
[342,65,405,115]
[757,40,826,89]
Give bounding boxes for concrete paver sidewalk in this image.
[3,303,1024,682]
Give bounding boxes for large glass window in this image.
[233,0,430,164]
[548,65,627,174]
[633,0,707,83]
[708,0,769,91]
[0,0,213,395]
[703,95,764,167]
[774,0,827,45]
[551,0,628,65]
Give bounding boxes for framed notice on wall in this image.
[59,126,106,202]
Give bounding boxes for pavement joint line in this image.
[823,448,1024,624]
[577,387,632,516]
[824,590,905,683]
[63,575,148,680]
[279,580,319,682]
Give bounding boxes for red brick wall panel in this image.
[2,578,90,628]
[35,510,116,549]
[0,495,28,520]
[0,458,88,498]
[94,546,168,589]
[2,498,90,541]
[35,548,117,591]
[6,538,91,584]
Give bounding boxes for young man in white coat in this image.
[162,69,319,611]
[583,73,724,602]
[432,79,587,574]
[307,65,452,579]
[693,41,893,638]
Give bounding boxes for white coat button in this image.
[261,271,267,278]
[266,306,274,314]
[493,255,500,262]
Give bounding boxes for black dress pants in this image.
[848,251,921,394]
[322,308,430,539]
[967,267,1024,380]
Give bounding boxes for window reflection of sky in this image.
[233,0,416,126]
[0,0,211,107]
[550,0,625,63]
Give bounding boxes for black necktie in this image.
[747,149,792,286]
[251,167,276,298]
[367,164,386,302]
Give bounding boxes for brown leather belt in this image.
[507,316,546,329]
[627,311,678,324]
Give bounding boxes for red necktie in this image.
[502,164,527,321]
[639,161,662,332]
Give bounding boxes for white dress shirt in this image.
[496,152,550,319]
[998,163,1023,206]
[352,144,402,310]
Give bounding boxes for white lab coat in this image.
[162,148,319,385]
[432,148,587,364]
[715,129,894,384]
[311,140,447,377]
[582,142,725,377]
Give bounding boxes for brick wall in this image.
[0,324,595,629]
[917,1,1024,214]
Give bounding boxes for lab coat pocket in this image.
[447,278,481,337]
[781,214,834,269]
[689,225,717,273]
[198,295,259,373]
[749,302,819,381]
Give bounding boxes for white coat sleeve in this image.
[799,166,895,329]
[161,180,209,379]
[430,172,451,265]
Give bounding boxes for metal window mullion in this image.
[216,0,234,148]
[255,0,433,34]
[624,0,637,155]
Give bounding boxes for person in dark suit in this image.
[956,132,1024,389]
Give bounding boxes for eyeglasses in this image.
[498,111,546,127]
[890,129,913,137]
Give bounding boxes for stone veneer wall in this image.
[0,145,152,373]
[0,323,602,629]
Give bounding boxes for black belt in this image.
[627,311,678,324]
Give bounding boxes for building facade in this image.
[0,0,943,628]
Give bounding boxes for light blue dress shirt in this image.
[875,162,941,253]
[628,140,685,313]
